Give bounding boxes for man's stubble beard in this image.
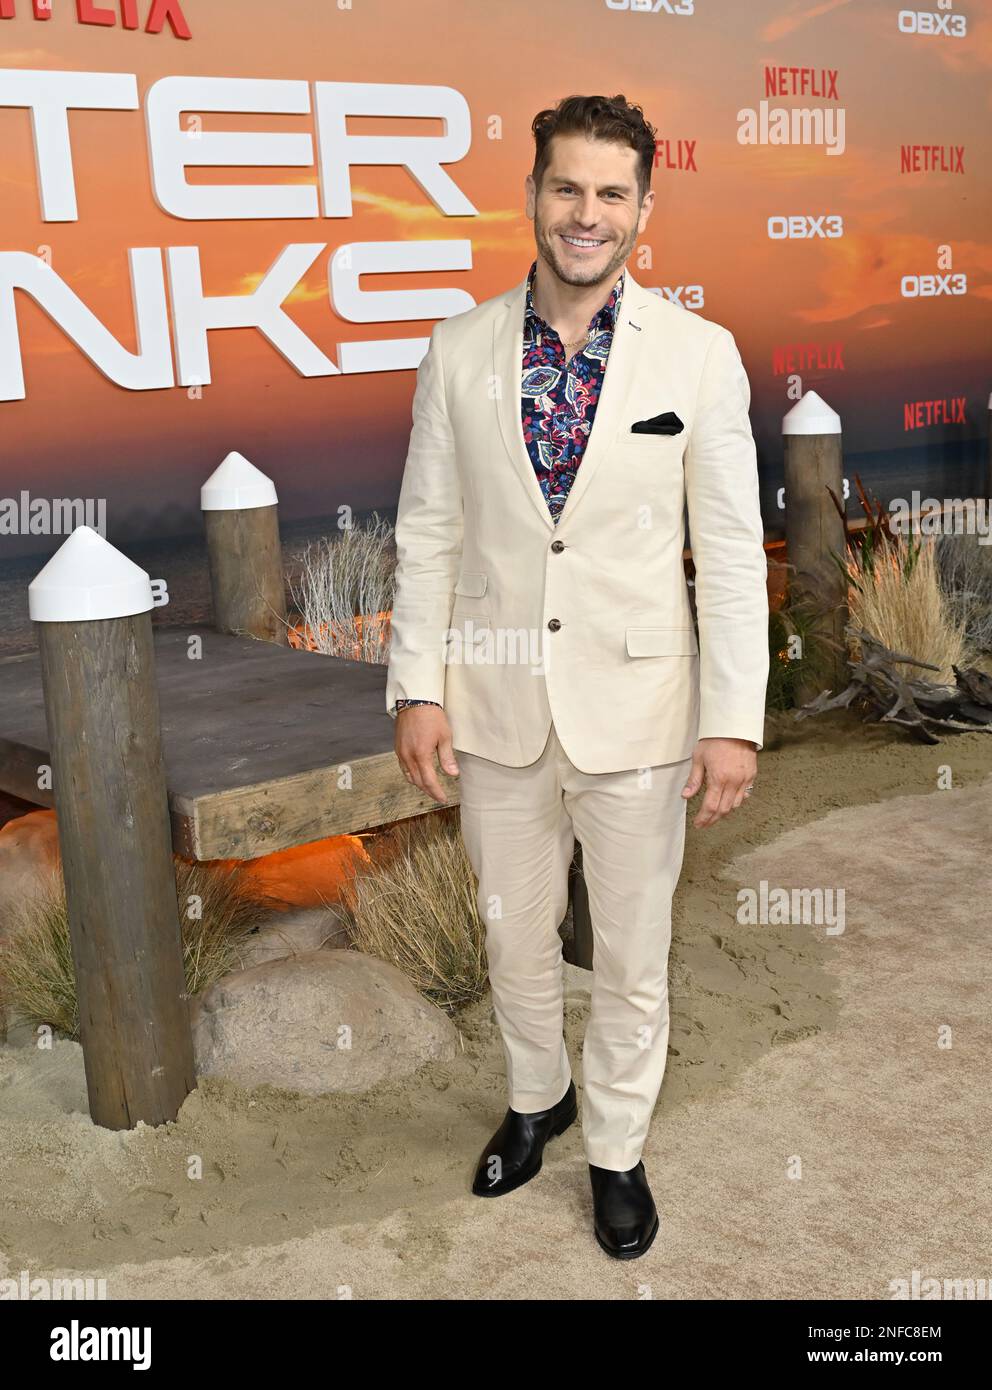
[534,213,640,291]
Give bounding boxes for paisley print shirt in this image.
[521,257,625,523]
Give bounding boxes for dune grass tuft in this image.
[0,860,270,1040]
[338,808,488,1012]
[847,533,969,684]
[286,512,396,662]
[935,529,992,664]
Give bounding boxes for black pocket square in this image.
[630,411,684,435]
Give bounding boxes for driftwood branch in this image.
[793,626,992,742]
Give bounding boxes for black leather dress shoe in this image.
[588,1160,659,1258]
[471,1080,577,1197]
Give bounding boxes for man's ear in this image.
[637,188,655,234]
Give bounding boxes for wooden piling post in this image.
[782,390,849,697]
[28,526,196,1130]
[201,451,288,644]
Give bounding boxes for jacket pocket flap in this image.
[453,572,488,598]
[625,626,698,657]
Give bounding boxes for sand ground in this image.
[1,711,990,1299]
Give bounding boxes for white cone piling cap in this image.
[28,526,153,622]
[201,451,279,511]
[782,389,842,436]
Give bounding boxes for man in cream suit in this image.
[386,94,768,1259]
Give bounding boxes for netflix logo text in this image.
[772,343,845,376]
[764,66,839,99]
[653,138,697,172]
[0,0,190,36]
[903,397,966,430]
[900,144,965,173]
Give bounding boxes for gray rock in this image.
[234,906,351,969]
[1,1017,44,1048]
[191,949,458,1094]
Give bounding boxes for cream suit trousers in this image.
[457,714,692,1173]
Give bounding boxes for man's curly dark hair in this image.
[531,94,658,204]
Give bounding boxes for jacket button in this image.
[551,540,565,553]
[548,618,561,631]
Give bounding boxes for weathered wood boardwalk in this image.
[0,624,454,861]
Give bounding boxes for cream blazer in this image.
[385,266,769,773]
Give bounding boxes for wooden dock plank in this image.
[0,625,457,860]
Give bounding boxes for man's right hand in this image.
[395,705,460,804]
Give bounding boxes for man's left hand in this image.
[681,737,757,829]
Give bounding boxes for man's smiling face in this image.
[526,131,655,290]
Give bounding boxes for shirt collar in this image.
[524,258,625,341]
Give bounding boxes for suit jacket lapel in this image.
[493,267,654,533]
[493,276,555,531]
